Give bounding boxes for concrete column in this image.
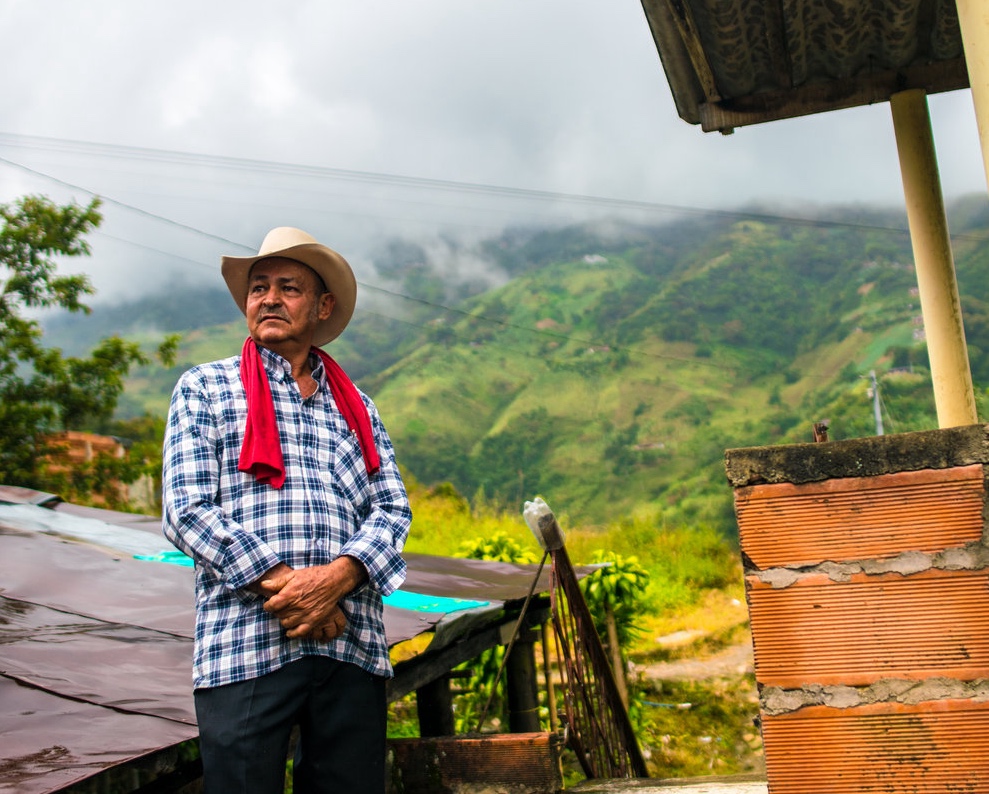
[956,0,989,193]
[890,89,977,428]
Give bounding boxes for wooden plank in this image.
[388,733,562,794]
[387,606,548,702]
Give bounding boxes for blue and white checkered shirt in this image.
[162,345,411,689]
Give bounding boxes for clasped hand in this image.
[256,559,363,642]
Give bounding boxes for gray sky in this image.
[1,0,985,299]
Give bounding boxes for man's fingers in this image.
[273,606,347,635]
[290,610,348,642]
[277,612,303,629]
[323,609,348,639]
[262,593,288,613]
[285,621,315,639]
[259,572,293,597]
[285,615,346,641]
[313,616,347,642]
[261,577,348,640]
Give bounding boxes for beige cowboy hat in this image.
[221,227,357,346]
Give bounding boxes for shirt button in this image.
[315,539,324,547]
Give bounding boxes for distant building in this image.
[43,431,155,510]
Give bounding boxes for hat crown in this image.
[257,227,318,257]
[221,227,357,347]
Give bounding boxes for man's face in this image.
[245,257,335,353]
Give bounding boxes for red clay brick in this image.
[761,700,989,792]
[736,465,985,569]
[746,569,989,687]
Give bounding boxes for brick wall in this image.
[726,424,989,792]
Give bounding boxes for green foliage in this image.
[788,369,937,441]
[579,551,650,649]
[453,528,541,733]
[568,515,739,617]
[467,407,566,507]
[407,484,740,619]
[404,486,739,685]
[400,477,536,559]
[42,286,241,357]
[636,677,762,778]
[68,413,170,512]
[364,214,931,527]
[40,449,143,512]
[458,531,539,563]
[961,295,989,384]
[641,222,910,356]
[0,194,176,501]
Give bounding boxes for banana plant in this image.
[579,551,651,650]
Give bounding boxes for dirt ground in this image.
[629,629,764,781]
[638,642,754,682]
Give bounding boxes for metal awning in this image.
[638,0,989,430]
[640,0,969,133]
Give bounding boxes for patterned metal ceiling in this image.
[640,0,970,132]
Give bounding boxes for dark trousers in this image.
[194,657,387,794]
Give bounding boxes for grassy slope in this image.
[368,228,917,527]
[111,211,989,530]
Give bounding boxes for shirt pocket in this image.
[329,430,372,518]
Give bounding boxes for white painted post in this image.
[890,89,977,428]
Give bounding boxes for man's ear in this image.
[318,292,336,321]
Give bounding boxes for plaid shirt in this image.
[162,345,411,689]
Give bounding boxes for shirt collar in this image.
[255,344,325,386]
[256,344,294,382]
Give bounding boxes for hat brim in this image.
[221,242,356,347]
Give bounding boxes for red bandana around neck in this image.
[238,337,380,488]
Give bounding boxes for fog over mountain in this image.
[1,1,985,304]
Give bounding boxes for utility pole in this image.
[870,370,885,436]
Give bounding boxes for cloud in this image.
[0,0,985,300]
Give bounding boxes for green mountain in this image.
[364,212,926,529]
[59,200,989,532]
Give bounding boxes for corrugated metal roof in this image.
[639,0,970,132]
[0,491,564,793]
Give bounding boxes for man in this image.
[162,227,411,794]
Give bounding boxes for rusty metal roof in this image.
[639,0,970,133]
[0,488,564,793]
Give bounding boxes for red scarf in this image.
[238,338,380,488]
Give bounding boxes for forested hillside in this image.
[57,199,989,532]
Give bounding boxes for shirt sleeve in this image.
[338,399,412,597]
[161,370,283,594]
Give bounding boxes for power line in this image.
[96,232,218,271]
[0,137,961,377]
[0,155,253,252]
[4,130,980,240]
[0,153,735,368]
